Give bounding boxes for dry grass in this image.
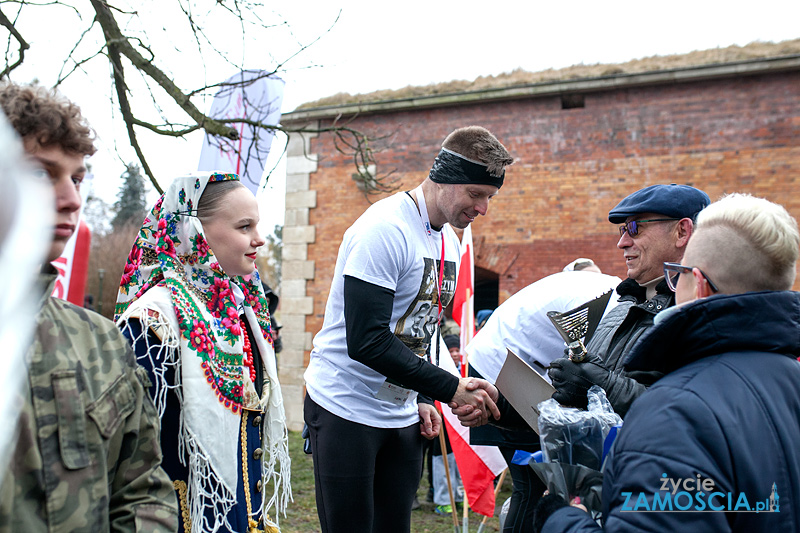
[281,430,512,532]
[85,222,140,320]
[297,38,800,110]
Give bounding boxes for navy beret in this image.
[608,184,710,223]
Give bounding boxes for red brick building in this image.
[276,50,800,430]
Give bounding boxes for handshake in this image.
[447,353,622,429]
[448,377,501,427]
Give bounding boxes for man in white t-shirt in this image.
[304,126,514,532]
[467,271,621,384]
[465,270,621,533]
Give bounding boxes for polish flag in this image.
[51,177,92,306]
[451,225,474,376]
[437,224,506,518]
[51,220,91,306]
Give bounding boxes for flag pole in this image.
[461,262,472,533]
[476,468,508,533]
[462,287,472,377]
[438,413,461,533]
[462,488,470,532]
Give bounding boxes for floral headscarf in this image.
[116,171,274,412]
[115,171,290,532]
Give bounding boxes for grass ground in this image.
[280,430,512,533]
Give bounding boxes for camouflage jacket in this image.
[0,267,178,532]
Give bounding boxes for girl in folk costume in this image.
[115,172,291,533]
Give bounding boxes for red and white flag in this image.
[435,336,506,517]
[438,225,506,517]
[51,220,91,306]
[198,70,285,195]
[52,177,92,306]
[451,225,475,376]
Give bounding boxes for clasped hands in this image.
[448,377,501,428]
[448,353,615,429]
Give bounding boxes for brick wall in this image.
[308,71,799,305]
[280,68,800,429]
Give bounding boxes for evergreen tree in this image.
[258,225,282,288]
[83,193,113,236]
[111,163,148,229]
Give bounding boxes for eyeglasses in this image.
[663,262,720,293]
[618,218,680,237]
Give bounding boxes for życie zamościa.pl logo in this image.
[621,474,780,513]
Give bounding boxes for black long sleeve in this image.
[343,275,459,403]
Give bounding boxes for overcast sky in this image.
[10,0,800,233]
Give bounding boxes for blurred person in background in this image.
[563,257,602,273]
[262,282,283,354]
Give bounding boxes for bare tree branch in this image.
[55,18,101,84]
[105,37,161,193]
[1,1,395,197]
[90,0,238,140]
[0,7,29,79]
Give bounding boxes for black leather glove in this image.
[548,353,649,416]
[533,493,569,533]
[547,353,612,409]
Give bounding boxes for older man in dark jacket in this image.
[458,184,710,427]
[548,183,709,417]
[537,193,800,532]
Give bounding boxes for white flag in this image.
[198,70,285,194]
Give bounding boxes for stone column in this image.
[279,126,317,431]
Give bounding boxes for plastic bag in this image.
[528,386,622,514]
[538,385,622,471]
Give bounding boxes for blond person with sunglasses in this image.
[546,184,709,418]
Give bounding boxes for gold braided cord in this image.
[241,410,268,533]
[173,480,191,533]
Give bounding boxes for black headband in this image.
[428,148,505,189]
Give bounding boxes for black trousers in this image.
[304,394,423,533]
[499,446,546,533]
[467,366,544,533]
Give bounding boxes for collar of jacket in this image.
[37,264,58,310]
[625,291,800,374]
[617,277,673,303]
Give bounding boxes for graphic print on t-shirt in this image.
[394,257,456,359]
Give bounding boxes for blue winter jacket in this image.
[543,290,800,532]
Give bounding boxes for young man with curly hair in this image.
[0,82,178,532]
